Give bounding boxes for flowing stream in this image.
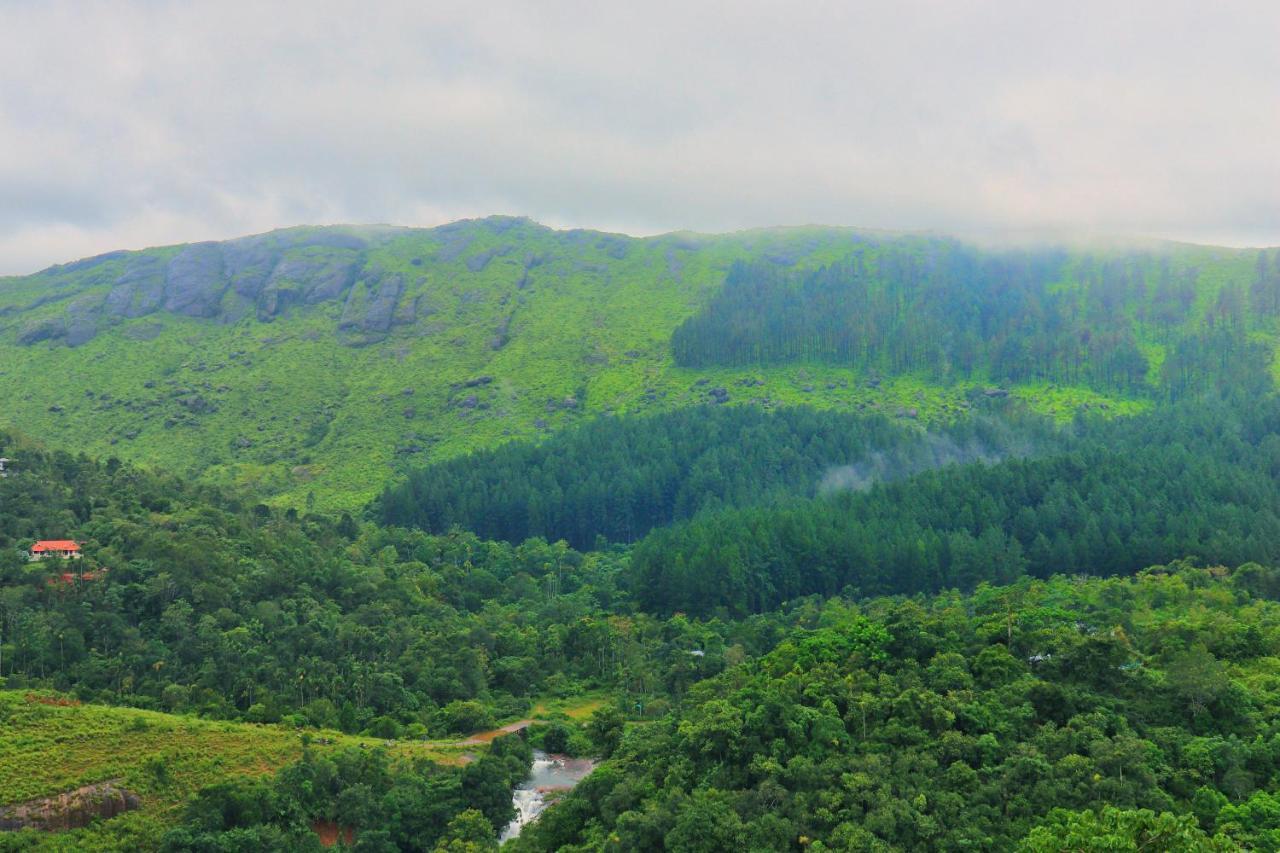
[499,750,595,844]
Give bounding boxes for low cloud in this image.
[818,419,1043,496]
[1,0,1278,273]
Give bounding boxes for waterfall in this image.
[498,751,594,844]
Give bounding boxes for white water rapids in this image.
[499,750,595,844]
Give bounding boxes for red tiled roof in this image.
[32,540,81,552]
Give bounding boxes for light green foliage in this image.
[5,221,1262,512]
[1018,806,1231,852]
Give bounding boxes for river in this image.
[498,750,596,844]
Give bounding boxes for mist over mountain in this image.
[7,4,1280,850]
[2,217,1275,513]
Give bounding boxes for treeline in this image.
[162,736,530,851]
[0,431,780,730]
[672,240,1280,398]
[375,406,1056,549]
[631,397,1280,616]
[513,563,1280,851]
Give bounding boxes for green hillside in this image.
[0,689,518,851]
[2,219,1268,511]
[512,562,1280,851]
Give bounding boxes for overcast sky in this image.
[1,1,1277,274]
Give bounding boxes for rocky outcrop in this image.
[436,227,475,263]
[0,781,140,832]
[164,242,228,317]
[16,318,66,345]
[107,255,167,318]
[6,219,574,347]
[222,237,280,300]
[256,255,361,320]
[337,268,404,335]
[466,248,496,272]
[362,273,405,332]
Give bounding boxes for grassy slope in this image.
[0,221,1260,511]
[0,690,469,850]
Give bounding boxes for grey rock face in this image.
[64,315,99,347]
[164,243,228,317]
[437,231,475,263]
[222,237,280,300]
[466,248,496,272]
[52,250,129,275]
[361,272,404,332]
[300,256,361,304]
[17,318,65,344]
[108,256,166,317]
[256,254,361,320]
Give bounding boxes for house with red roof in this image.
[29,540,82,560]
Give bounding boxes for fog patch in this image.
[818,420,1041,496]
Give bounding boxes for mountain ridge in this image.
[0,218,1273,511]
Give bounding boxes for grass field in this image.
[528,692,610,722]
[0,690,470,850]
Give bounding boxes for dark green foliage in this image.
[585,706,624,759]
[672,241,1272,398]
[0,431,775,725]
[511,565,1280,851]
[631,397,1280,615]
[376,405,1052,548]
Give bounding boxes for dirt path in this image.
[423,718,547,747]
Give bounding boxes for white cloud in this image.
[0,0,1277,273]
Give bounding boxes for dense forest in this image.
[513,563,1280,851]
[7,232,1280,849]
[672,242,1280,399]
[376,405,1056,549]
[630,396,1280,616]
[0,430,792,734]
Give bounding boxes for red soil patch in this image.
[311,819,355,847]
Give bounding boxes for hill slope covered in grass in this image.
[0,689,516,851]
[1,218,1272,510]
